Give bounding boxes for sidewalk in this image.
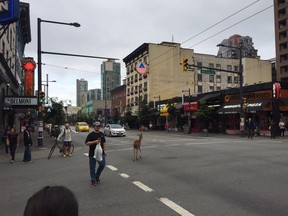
[0,130,62,164]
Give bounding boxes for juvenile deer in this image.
[133,133,143,161]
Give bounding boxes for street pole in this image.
[182,89,191,134]
[37,18,80,146]
[217,43,244,136]
[104,71,107,126]
[239,46,245,136]
[37,18,43,147]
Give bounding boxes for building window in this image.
[216,75,221,83]
[234,76,239,84]
[227,65,232,71]
[216,86,221,91]
[198,85,203,93]
[197,62,202,67]
[209,86,214,91]
[134,74,138,82]
[209,63,214,68]
[234,66,238,72]
[209,75,214,83]
[197,74,202,82]
[216,64,221,69]
[227,76,232,83]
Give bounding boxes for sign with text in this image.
[5,96,38,107]
[0,0,19,24]
[201,69,215,75]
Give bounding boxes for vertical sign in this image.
[22,57,36,96]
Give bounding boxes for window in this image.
[216,86,221,91]
[227,76,232,83]
[234,76,239,84]
[216,75,221,83]
[197,62,202,67]
[209,86,214,91]
[209,63,214,68]
[234,66,238,72]
[198,85,203,93]
[197,74,202,82]
[209,75,214,83]
[227,65,232,71]
[216,64,221,69]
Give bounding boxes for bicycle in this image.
[48,139,74,159]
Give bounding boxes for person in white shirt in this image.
[57,124,78,157]
[279,119,286,138]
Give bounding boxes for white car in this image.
[104,124,126,137]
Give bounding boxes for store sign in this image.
[0,0,19,24]
[5,97,38,106]
[273,82,281,99]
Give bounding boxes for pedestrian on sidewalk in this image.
[57,123,78,157]
[2,125,10,156]
[246,118,255,139]
[279,119,285,138]
[270,119,277,139]
[85,121,107,186]
[6,127,19,164]
[23,125,33,163]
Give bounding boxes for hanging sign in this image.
[0,0,19,24]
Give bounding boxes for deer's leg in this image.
[133,147,136,161]
[139,147,141,159]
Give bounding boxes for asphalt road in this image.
[1,130,288,216]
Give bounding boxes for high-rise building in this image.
[274,0,288,82]
[101,60,121,101]
[217,34,258,59]
[88,89,101,101]
[76,79,88,107]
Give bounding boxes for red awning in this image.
[183,102,198,112]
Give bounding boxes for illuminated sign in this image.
[23,58,36,96]
[0,0,19,24]
[136,62,148,74]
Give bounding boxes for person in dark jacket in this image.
[23,125,33,163]
[2,125,10,156]
[246,118,255,139]
[270,120,277,139]
[7,127,19,164]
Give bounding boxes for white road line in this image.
[106,165,118,171]
[159,198,196,216]
[164,144,181,147]
[119,173,130,178]
[83,153,89,156]
[132,181,154,192]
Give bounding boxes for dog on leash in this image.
[133,133,143,161]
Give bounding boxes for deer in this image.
[133,133,143,161]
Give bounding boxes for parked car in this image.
[75,122,90,132]
[104,124,126,137]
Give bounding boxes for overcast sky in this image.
[22,0,275,106]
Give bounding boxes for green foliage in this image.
[43,99,66,125]
[138,98,155,126]
[194,101,213,128]
[167,99,177,122]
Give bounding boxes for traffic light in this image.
[182,58,188,72]
[39,91,45,103]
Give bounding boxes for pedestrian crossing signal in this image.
[182,58,188,72]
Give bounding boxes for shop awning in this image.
[199,92,220,101]
[217,100,270,114]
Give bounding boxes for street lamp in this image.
[217,43,244,136]
[42,74,56,103]
[37,18,80,146]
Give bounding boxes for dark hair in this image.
[23,186,78,216]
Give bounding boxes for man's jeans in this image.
[23,146,31,162]
[89,155,106,181]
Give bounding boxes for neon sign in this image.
[0,0,19,24]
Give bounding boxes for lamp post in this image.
[37,18,80,146]
[182,89,191,134]
[217,43,244,136]
[154,95,160,129]
[42,74,56,103]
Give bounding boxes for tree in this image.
[138,98,154,126]
[194,101,213,129]
[43,99,66,126]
